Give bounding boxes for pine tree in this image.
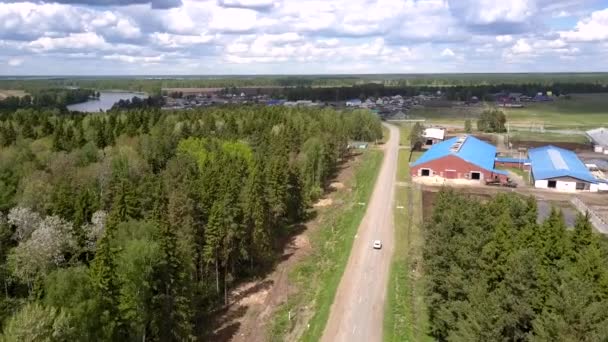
[91,221,127,340]
[150,184,194,341]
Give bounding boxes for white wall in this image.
[556,181,576,192]
[535,180,548,188]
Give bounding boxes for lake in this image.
[67,91,147,112]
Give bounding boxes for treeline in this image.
[2,74,608,96]
[424,190,608,340]
[110,95,165,111]
[283,83,608,102]
[0,88,97,112]
[0,105,382,340]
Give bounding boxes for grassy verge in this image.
[398,123,412,147]
[384,150,431,342]
[498,166,531,184]
[269,149,384,342]
[509,131,589,144]
[381,125,390,144]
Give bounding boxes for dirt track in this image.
[321,123,400,342]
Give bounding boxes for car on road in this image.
[373,240,382,249]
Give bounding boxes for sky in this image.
[1,0,608,75]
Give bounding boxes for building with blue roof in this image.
[528,145,601,192]
[411,135,509,183]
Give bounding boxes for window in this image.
[426,139,433,145]
[548,180,557,188]
[576,182,586,190]
[421,169,431,176]
[471,172,481,180]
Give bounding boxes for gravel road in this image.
[321,123,400,342]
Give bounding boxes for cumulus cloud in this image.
[217,0,277,10]
[560,8,608,42]
[0,0,606,74]
[1,0,182,9]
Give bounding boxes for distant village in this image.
[160,87,559,120]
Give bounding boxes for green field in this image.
[509,131,590,144]
[270,149,383,342]
[384,150,430,342]
[410,94,608,130]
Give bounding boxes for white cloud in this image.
[151,32,215,47]
[560,8,608,42]
[441,48,455,57]
[209,7,259,32]
[28,32,108,52]
[7,58,24,67]
[511,39,533,54]
[104,54,164,64]
[448,0,536,25]
[218,0,278,9]
[496,35,513,43]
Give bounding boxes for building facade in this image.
[411,135,508,183]
[528,145,603,192]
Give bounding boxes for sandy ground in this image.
[0,90,27,99]
[321,123,400,342]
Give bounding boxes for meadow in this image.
[410,93,608,131]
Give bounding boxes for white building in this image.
[529,145,605,192]
[586,127,608,154]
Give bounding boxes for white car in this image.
[373,240,382,249]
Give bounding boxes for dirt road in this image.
[321,123,400,342]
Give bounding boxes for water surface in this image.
[67,91,147,112]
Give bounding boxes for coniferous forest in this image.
[424,190,608,341]
[0,105,382,340]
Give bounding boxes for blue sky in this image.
[1,0,608,75]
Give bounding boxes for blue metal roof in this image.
[496,157,531,164]
[412,135,506,175]
[528,145,597,183]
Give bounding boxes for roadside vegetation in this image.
[270,149,383,342]
[424,189,608,340]
[385,149,430,342]
[0,104,382,340]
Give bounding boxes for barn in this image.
[411,135,508,183]
[422,127,446,149]
[528,145,602,192]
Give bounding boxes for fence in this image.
[570,197,608,234]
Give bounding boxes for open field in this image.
[509,131,590,144]
[0,89,27,99]
[384,148,430,342]
[410,94,608,130]
[269,149,383,342]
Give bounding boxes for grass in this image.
[381,125,390,144]
[269,149,384,342]
[509,131,589,144]
[397,151,422,183]
[409,94,608,130]
[399,124,412,147]
[498,166,531,184]
[384,149,431,342]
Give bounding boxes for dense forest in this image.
[0,105,382,340]
[1,74,607,98]
[424,190,608,341]
[0,88,97,112]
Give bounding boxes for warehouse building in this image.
[528,145,604,192]
[587,127,608,154]
[411,135,508,183]
[422,127,446,148]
